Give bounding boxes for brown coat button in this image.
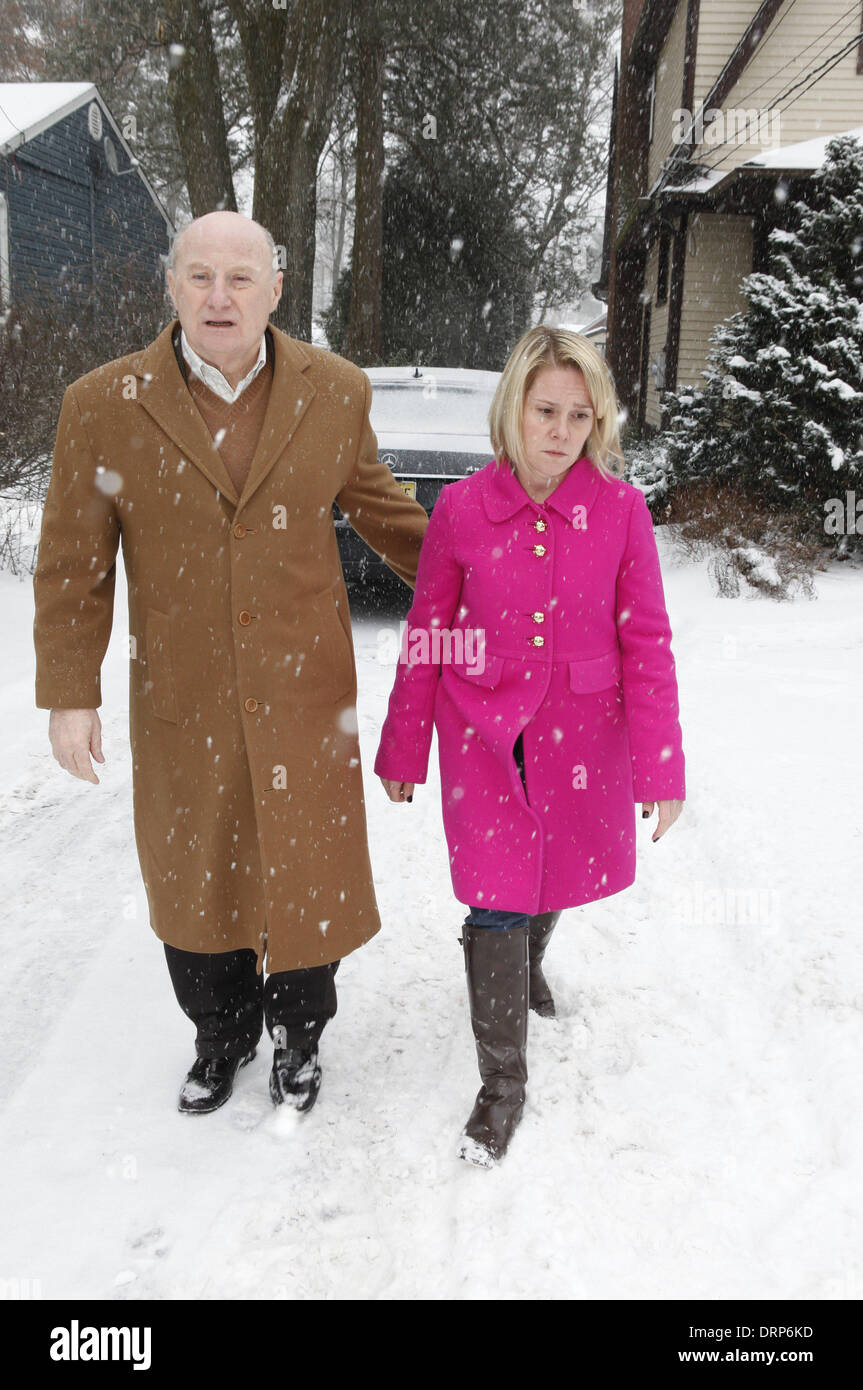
[233,523,247,538]
[243,697,259,712]
[238,610,252,625]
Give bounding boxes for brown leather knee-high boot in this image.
[457,924,529,1167]
[528,911,561,1017]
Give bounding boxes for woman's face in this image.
[519,364,595,488]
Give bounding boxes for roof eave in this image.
[0,82,95,157]
[0,83,173,233]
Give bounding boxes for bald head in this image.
[167,211,278,283]
[165,210,283,388]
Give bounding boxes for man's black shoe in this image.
[269,1043,322,1112]
[177,1048,256,1114]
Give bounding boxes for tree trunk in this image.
[255,128,320,336]
[162,0,236,217]
[346,0,385,364]
[333,144,350,289]
[247,0,350,339]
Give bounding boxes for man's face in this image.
[167,221,283,371]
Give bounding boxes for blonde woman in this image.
[375,325,685,1166]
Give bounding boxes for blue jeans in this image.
[463,732,530,932]
[464,907,530,932]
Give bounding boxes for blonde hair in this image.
[488,325,624,480]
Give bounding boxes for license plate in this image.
[398,479,416,499]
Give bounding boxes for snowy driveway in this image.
[1,538,861,1300]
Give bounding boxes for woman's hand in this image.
[380,778,415,803]
[641,799,683,841]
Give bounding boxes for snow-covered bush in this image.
[623,430,673,511]
[663,479,822,600]
[663,134,863,558]
[0,262,167,497]
[0,493,44,577]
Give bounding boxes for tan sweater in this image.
[184,347,274,499]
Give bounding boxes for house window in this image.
[656,230,671,305]
[0,194,10,314]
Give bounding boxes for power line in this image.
[762,22,863,107]
[729,0,858,110]
[721,0,802,112]
[0,98,27,146]
[775,30,863,117]
[676,26,863,180]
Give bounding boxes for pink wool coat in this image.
[374,455,686,913]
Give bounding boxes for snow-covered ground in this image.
[1,535,861,1301]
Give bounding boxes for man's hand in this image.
[48,709,105,784]
[641,799,683,842]
[380,777,415,803]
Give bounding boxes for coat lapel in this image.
[543,454,602,525]
[131,321,240,503]
[236,325,316,515]
[481,454,603,524]
[130,320,317,513]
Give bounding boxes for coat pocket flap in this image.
[568,648,622,693]
[448,653,503,688]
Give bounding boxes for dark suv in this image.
[335,365,500,588]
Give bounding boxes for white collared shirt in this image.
[181,329,268,405]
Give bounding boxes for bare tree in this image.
[228,0,351,336]
[346,0,385,362]
[160,0,237,215]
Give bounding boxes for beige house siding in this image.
[642,212,753,427]
[648,0,689,188]
[643,237,671,428]
[677,213,754,388]
[692,0,863,174]
[622,1,860,429]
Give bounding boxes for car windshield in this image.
[369,384,495,437]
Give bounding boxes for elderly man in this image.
[33,211,428,1115]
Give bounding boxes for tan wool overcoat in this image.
[33,319,429,973]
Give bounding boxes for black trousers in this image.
[164,944,340,1059]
